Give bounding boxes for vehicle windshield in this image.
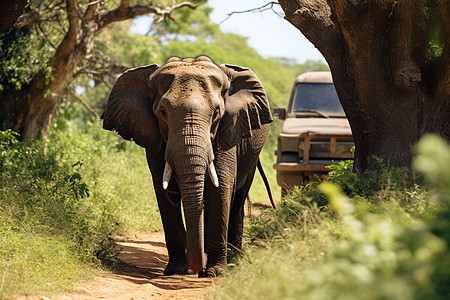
[291,83,345,117]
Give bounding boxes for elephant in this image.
[101,56,272,277]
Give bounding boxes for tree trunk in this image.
[18,75,61,140]
[279,0,449,171]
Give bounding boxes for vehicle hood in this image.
[281,117,353,136]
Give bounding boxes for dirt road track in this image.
[54,232,213,300]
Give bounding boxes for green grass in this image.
[0,119,162,297]
[49,117,162,235]
[208,135,450,300]
[3,111,448,300]
[0,111,280,296]
[0,231,98,296]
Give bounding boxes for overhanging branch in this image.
[74,49,129,86]
[97,1,197,32]
[218,2,281,25]
[70,90,99,119]
[14,0,64,29]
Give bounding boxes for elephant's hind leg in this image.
[227,167,257,260]
[228,125,269,260]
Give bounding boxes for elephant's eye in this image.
[160,107,168,120]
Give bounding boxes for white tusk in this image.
[208,162,219,188]
[162,161,172,190]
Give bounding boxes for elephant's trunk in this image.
[166,119,213,273]
[178,171,206,273]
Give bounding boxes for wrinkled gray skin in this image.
[102,56,272,277]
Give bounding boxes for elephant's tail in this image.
[257,158,276,209]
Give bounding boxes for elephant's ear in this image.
[101,64,162,152]
[217,64,272,150]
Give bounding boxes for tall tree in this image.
[0,0,197,140]
[278,0,449,171]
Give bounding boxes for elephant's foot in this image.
[163,260,191,275]
[198,264,226,278]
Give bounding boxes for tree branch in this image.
[218,2,281,25]
[65,0,80,42]
[118,0,130,13]
[74,50,129,86]
[36,22,58,50]
[70,91,99,119]
[97,1,197,32]
[15,7,45,29]
[46,0,82,93]
[83,0,100,21]
[14,1,64,29]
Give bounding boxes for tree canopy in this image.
[0,0,327,141]
[0,0,199,140]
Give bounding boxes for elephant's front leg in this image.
[201,147,237,277]
[146,150,188,275]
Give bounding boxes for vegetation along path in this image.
[54,232,213,300]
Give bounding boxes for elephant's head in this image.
[102,56,272,273]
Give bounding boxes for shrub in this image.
[0,129,115,262]
[210,135,450,300]
[0,120,162,295]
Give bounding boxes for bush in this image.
[48,117,162,235]
[209,135,450,300]
[0,120,162,295]
[1,129,116,260]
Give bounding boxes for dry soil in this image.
[54,232,213,300]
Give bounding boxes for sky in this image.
[132,0,325,64]
[207,0,325,63]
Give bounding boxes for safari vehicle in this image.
[273,71,354,195]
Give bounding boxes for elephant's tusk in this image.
[208,162,219,188]
[162,161,172,190]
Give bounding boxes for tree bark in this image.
[279,0,449,171]
[4,0,197,140]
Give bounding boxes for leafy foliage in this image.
[210,135,450,300]
[424,1,445,61]
[0,119,161,295]
[0,28,52,98]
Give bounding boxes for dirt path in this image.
[55,232,213,300]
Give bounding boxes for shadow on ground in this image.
[52,232,212,300]
[115,237,211,291]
